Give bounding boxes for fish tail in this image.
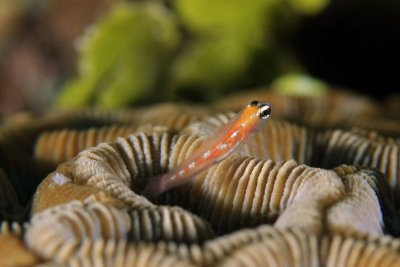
[141,174,166,200]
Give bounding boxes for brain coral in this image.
[0,89,399,266]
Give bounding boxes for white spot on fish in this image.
[179,170,185,176]
[203,150,211,159]
[217,143,228,150]
[230,131,238,139]
[189,162,196,169]
[170,175,176,180]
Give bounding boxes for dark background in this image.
[0,0,399,115]
[292,0,400,99]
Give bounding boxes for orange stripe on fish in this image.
[142,100,271,199]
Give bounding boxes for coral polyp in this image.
[0,90,400,266]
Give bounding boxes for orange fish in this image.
[142,100,272,199]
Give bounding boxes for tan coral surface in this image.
[0,89,400,266]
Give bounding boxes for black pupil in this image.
[262,108,270,117]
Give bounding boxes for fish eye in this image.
[249,100,259,106]
[259,104,271,119]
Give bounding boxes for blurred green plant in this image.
[57,2,180,108]
[271,73,328,96]
[56,0,330,108]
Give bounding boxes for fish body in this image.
[142,100,271,199]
